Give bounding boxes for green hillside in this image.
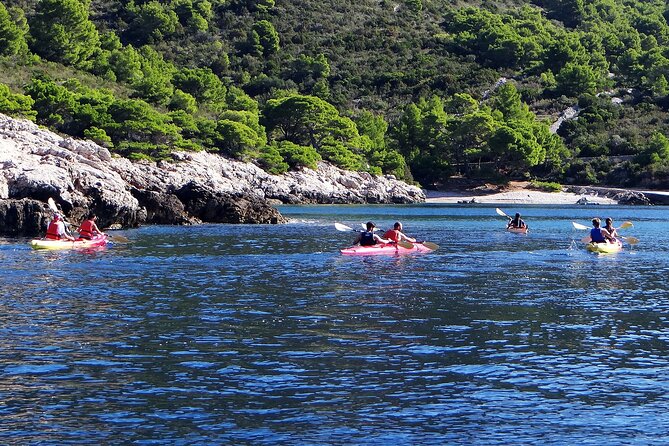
[2,0,669,188]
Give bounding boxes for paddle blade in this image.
[335,222,354,232]
[47,197,58,213]
[47,197,73,227]
[572,222,589,230]
[622,236,639,245]
[619,221,634,229]
[496,208,509,218]
[108,234,130,243]
[397,240,414,249]
[360,223,380,232]
[421,241,439,250]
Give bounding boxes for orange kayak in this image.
[507,226,528,234]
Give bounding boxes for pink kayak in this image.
[340,242,435,256]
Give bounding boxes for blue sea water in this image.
[1,204,669,445]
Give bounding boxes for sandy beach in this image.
[424,182,618,205]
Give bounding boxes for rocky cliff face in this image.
[0,114,424,236]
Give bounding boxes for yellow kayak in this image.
[586,240,623,254]
[30,235,108,250]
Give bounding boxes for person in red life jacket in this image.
[45,214,75,241]
[383,221,416,244]
[77,213,104,240]
[590,217,615,243]
[354,221,391,246]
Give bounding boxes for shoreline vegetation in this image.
[6,0,669,204]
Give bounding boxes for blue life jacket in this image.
[590,227,606,243]
[359,231,376,246]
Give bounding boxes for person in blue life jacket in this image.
[507,212,527,230]
[590,217,615,243]
[355,221,391,246]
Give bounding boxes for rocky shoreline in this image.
[0,114,424,236]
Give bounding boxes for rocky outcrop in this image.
[566,186,652,205]
[611,191,652,206]
[0,198,52,236]
[175,182,282,224]
[0,114,424,236]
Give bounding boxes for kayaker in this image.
[354,221,391,246]
[383,221,416,244]
[45,214,75,241]
[507,212,527,230]
[590,217,615,243]
[77,213,103,240]
[604,217,618,239]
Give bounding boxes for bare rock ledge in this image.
[0,114,424,236]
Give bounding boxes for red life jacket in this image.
[46,221,61,240]
[384,229,399,242]
[79,220,95,239]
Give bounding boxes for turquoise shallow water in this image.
[1,204,669,444]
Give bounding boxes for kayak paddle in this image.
[335,222,356,232]
[418,241,439,250]
[357,223,433,249]
[47,197,76,237]
[574,220,633,230]
[335,222,414,249]
[496,208,511,219]
[620,236,639,245]
[107,234,130,243]
[572,221,638,245]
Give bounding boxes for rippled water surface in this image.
[2,204,669,445]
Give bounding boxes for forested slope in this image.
[2,0,669,188]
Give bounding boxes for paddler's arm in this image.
[93,222,105,236]
[374,234,391,244]
[61,222,76,241]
